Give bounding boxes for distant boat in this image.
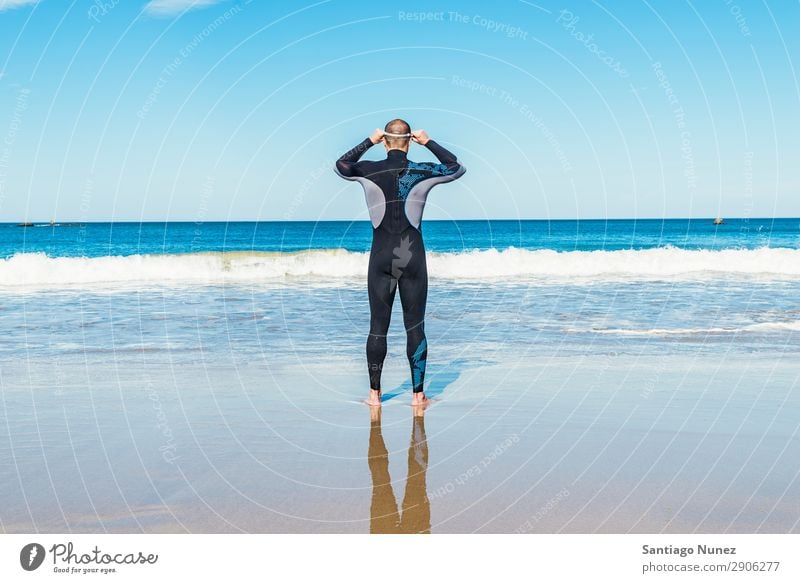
[33,221,82,227]
[712,216,725,225]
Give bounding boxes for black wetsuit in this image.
[335,137,465,392]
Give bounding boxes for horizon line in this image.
[2,216,798,224]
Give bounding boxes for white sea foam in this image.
[569,320,800,336]
[0,246,799,288]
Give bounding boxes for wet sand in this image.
[1,353,798,533]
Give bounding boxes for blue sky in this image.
[0,0,797,221]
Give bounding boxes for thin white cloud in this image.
[144,0,224,16]
[0,0,39,11]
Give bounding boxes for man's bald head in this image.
[383,118,411,151]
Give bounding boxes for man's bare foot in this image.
[370,405,381,423]
[366,388,382,407]
[411,392,431,408]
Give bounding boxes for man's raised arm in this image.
[335,129,384,178]
[412,129,465,178]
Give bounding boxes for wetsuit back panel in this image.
[335,139,465,233]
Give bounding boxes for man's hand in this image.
[411,129,430,145]
[369,128,385,145]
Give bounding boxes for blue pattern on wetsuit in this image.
[397,171,418,201]
[411,337,427,389]
[397,162,456,200]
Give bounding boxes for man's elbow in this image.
[448,163,466,179]
[335,160,352,177]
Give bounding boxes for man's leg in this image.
[397,230,428,400]
[367,251,397,404]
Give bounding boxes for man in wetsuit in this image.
[335,119,466,407]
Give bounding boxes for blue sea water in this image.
[0,218,798,365]
[2,218,799,257]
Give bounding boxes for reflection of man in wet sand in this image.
[368,407,430,534]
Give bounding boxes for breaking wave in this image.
[1,246,799,288]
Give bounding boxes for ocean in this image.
[1,218,799,532]
[1,218,799,362]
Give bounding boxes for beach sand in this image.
[1,352,798,533]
